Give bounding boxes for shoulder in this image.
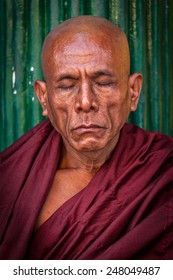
[114,124,173,178]
[123,123,173,141]
[0,119,56,163]
[122,123,173,153]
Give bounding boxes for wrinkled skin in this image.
[35,16,142,171]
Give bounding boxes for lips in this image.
[72,124,104,133]
[74,124,102,129]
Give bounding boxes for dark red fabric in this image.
[0,119,173,259]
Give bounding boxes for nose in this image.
[74,82,99,113]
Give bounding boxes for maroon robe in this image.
[0,119,173,259]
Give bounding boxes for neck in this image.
[59,136,119,173]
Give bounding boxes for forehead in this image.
[42,28,129,80]
[51,32,120,68]
[59,31,112,52]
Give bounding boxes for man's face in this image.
[38,33,138,152]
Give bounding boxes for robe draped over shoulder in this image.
[0,119,173,259]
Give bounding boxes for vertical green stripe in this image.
[128,0,144,128]
[50,0,60,29]
[89,0,109,18]
[12,0,28,141]
[109,0,127,32]
[57,0,65,22]
[0,0,6,150]
[170,0,173,136]
[42,0,51,36]
[4,0,14,148]
[145,0,161,132]
[161,0,171,135]
[26,0,44,129]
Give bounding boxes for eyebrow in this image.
[90,70,114,78]
[55,74,78,82]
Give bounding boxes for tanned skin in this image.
[34,16,142,229]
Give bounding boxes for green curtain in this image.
[0,0,173,151]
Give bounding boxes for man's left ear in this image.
[129,72,143,112]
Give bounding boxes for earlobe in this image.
[34,80,48,116]
[129,73,143,112]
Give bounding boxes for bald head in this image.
[41,16,130,80]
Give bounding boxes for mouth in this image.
[72,124,105,133]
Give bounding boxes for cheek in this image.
[106,92,131,126]
[46,95,70,134]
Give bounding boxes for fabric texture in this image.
[0,119,173,260]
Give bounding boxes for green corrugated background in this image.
[0,0,173,151]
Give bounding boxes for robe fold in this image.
[0,119,173,259]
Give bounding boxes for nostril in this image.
[90,105,96,111]
[75,102,98,113]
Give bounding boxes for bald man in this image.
[0,16,173,260]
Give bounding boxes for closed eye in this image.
[95,82,115,87]
[56,83,77,92]
[55,75,78,92]
[58,85,75,90]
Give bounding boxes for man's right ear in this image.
[34,80,48,116]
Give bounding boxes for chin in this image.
[73,139,106,152]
